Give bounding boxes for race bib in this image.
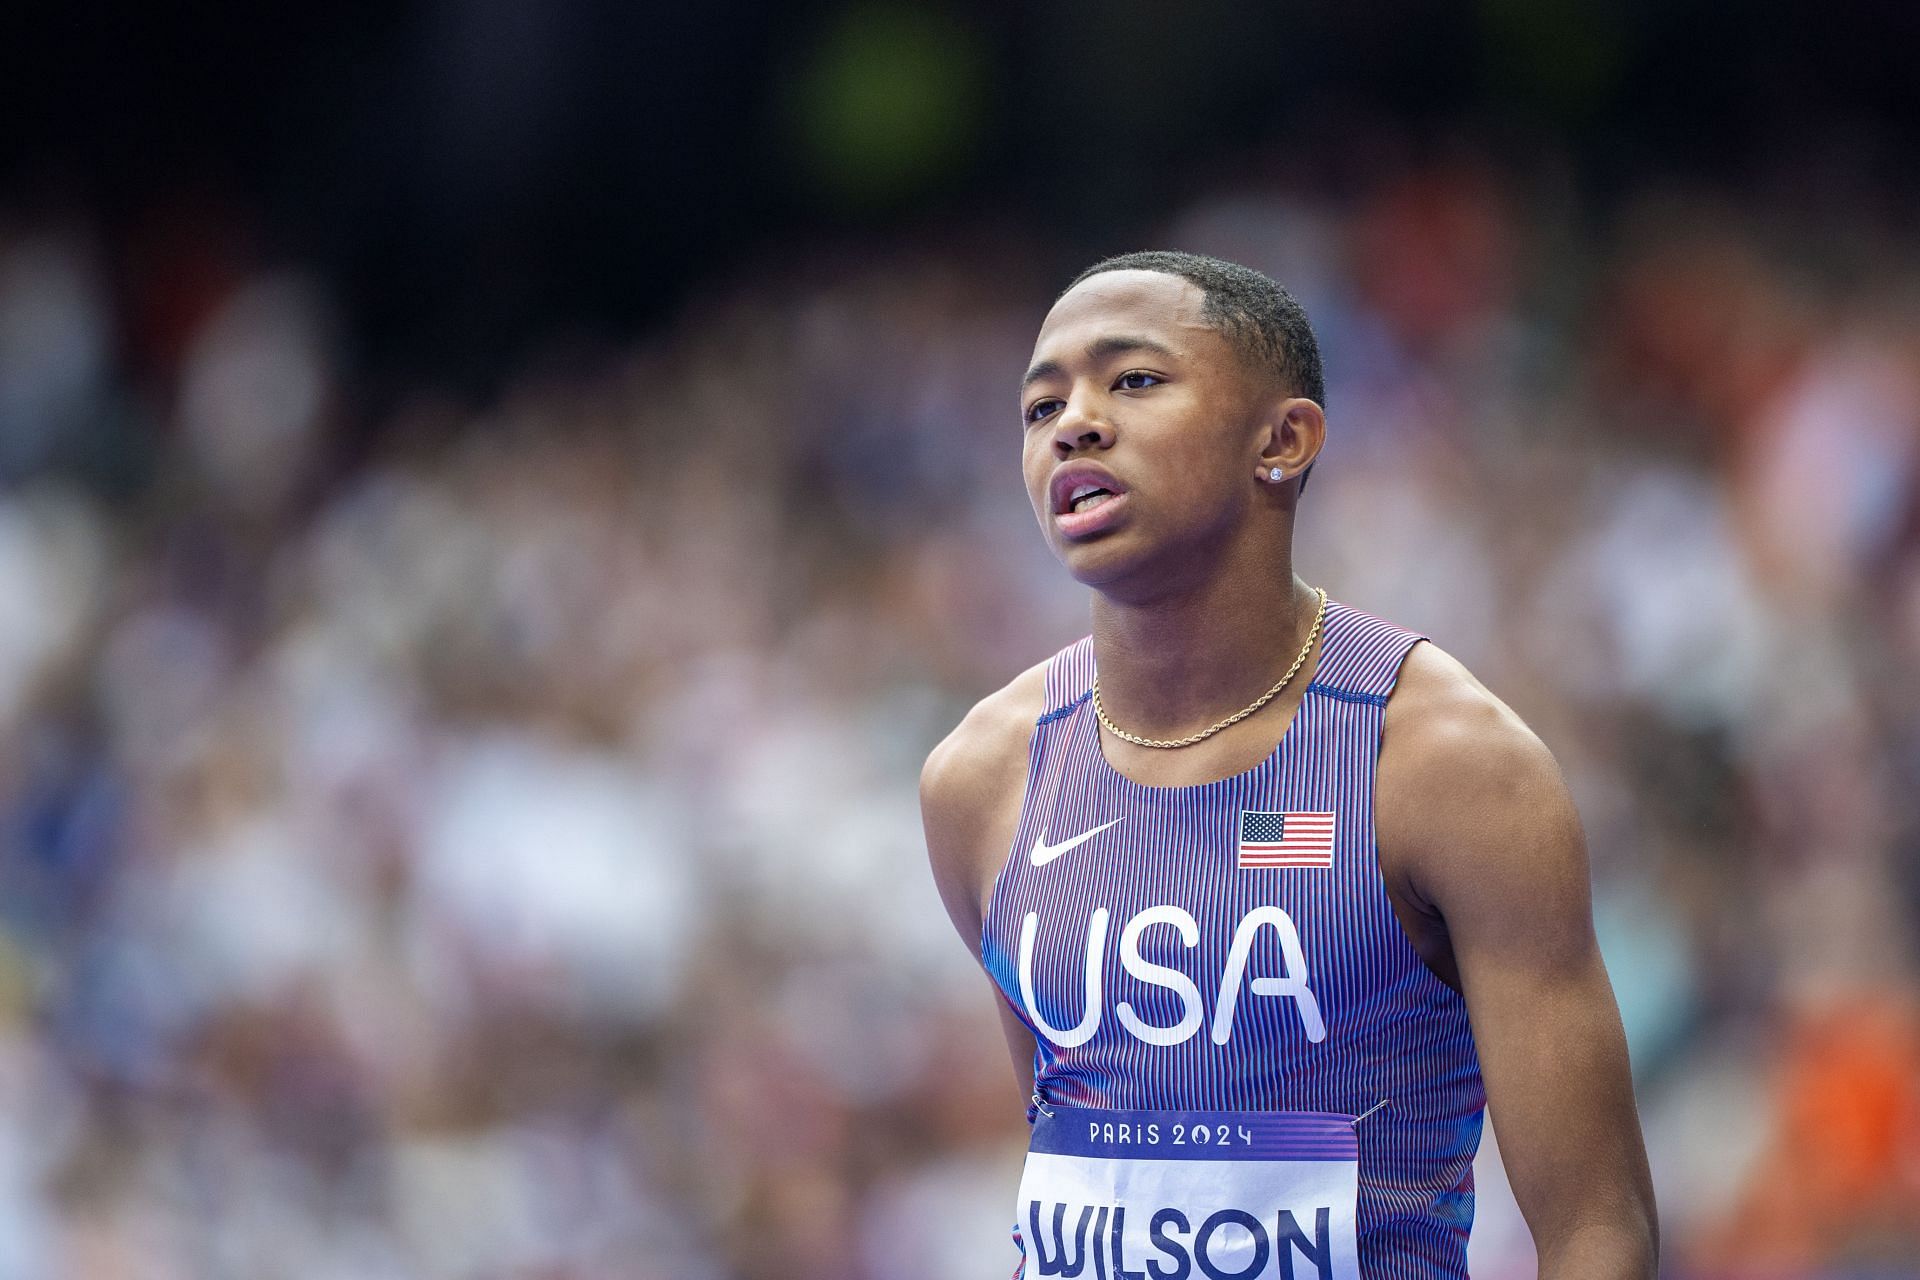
[1014,1106,1360,1280]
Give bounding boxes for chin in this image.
[1054,531,1161,594]
[1055,516,1238,603]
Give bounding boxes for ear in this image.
[1254,397,1326,487]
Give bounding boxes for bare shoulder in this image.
[919,656,1052,959]
[1379,639,1550,779]
[920,655,1050,815]
[1376,639,1589,924]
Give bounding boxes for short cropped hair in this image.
[1064,250,1324,493]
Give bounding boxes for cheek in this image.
[1146,445,1245,525]
[1021,437,1050,507]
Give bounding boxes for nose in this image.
[1051,394,1115,456]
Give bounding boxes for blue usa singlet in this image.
[980,600,1485,1280]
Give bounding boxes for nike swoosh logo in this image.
[1030,817,1124,867]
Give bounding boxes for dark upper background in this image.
[9,0,1920,397]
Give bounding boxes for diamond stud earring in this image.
[1268,467,1284,482]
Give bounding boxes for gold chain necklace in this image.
[1092,586,1328,750]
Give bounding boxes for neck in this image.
[1089,546,1320,740]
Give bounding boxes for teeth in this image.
[1059,478,1119,516]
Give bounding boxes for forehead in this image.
[1031,269,1216,358]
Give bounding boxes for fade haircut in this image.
[1064,250,1324,493]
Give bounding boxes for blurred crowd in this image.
[0,152,1918,1279]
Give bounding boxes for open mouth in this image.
[1050,465,1128,515]
[1066,484,1117,515]
[1046,464,1130,538]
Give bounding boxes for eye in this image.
[1024,398,1063,425]
[1116,370,1162,391]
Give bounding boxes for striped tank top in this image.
[980,600,1486,1278]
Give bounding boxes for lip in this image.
[1047,462,1131,540]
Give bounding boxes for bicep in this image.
[920,734,992,962]
[920,676,1048,1116]
[924,757,1041,1113]
[920,701,1030,961]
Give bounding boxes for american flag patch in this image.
[1238,810,1336,868]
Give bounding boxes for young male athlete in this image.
[920,252,1658,1278]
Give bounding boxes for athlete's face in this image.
[1021,271,1275,591]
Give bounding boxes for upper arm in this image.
[920,666,1048,1103]
[918,678,1035,962]
[919,724,996,963]
[919,661,1047,948]
[1378,643,1659,1271]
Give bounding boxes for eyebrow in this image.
[1021,335,1180,391]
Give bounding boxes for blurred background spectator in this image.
[2,2,1919,1276]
